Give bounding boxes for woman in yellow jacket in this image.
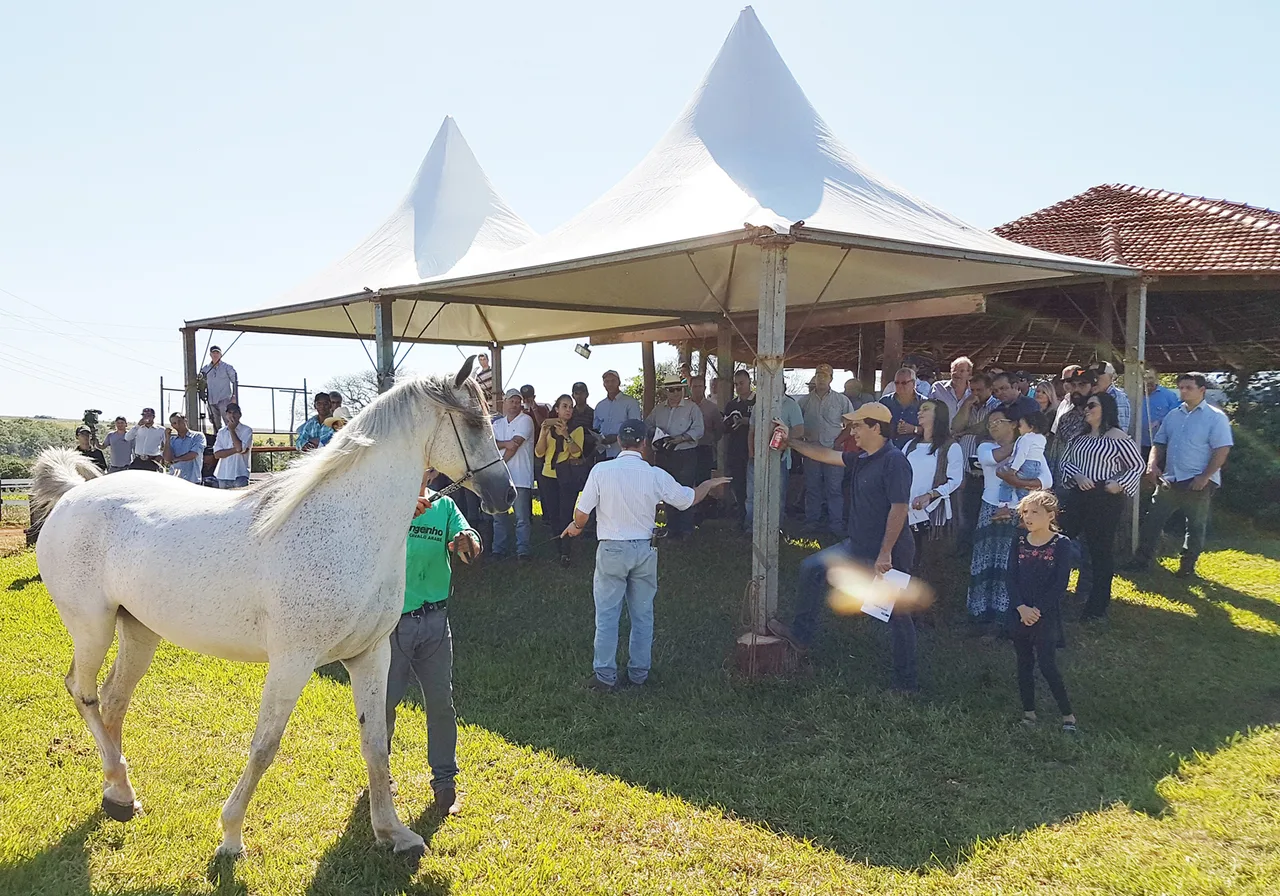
[535,394,586,566]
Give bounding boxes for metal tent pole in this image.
[182,328,201,433]
[491,343,503,399]
[1124,279,1149,552]
[642,342,656,416]
[716,317,733,476]
[375,297,396,393]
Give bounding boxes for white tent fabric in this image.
[191,6,1133,346]
[411,6,1132,316]
[192,118,710,344]
[281,115,536,303]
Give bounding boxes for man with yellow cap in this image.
[768,402,918,692]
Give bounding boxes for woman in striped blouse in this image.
[1059,391,1144,621]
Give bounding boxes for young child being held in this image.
[1006,490,1076,733]
[997,410,1051,506]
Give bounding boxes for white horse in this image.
[31,357,513,860]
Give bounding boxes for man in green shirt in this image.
[386,471,481,817]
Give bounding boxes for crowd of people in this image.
[50,348,1237,812]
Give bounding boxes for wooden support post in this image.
[374,297,396,393]
[182,327,201,434]
[749,240,789,636]
[678,342,692,379]
[1098,285,1115,363]
[857,325,876,391]
[641,342,656,416]
[491,343,503,400]
[1124,279,1148,552]
[717,318,733,475]
[883,320,904,389]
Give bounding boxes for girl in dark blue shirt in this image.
[1007,490,1077,732]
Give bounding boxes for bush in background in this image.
[1220,372,1280,530]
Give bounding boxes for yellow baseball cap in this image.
[842,402,892,424]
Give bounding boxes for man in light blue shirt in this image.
[1129,372,1233,579]
[296,393,335,452]
[1138,367,1181,452]
[593,370,643,460]
[163,412,206,484]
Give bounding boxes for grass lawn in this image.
[3,514,1280,894]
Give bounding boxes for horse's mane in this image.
[250,375,485,537]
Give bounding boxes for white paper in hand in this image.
[860,569,912,622]
[654,427,670,441]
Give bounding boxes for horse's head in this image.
[426,356,515,515]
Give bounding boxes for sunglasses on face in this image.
[1085,401,1101,409]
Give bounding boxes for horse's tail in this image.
[31,447,104,520]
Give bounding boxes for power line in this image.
[0,285,172,374]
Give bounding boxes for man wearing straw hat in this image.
[645,376,704,540]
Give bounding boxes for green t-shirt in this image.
[403,494,471,613]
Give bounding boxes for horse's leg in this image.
[62,606,136,820]
[216,653,314,858]
[99,610,161,811]
[342,638,427,857]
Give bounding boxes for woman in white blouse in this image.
[902,399,965,576]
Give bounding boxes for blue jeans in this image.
[792,540,918,691]
[592,540,658,685]
[804,458,845,533]
[997,459,1042,506]
[745,456,790,528]
[491,486,533,557]
[207,476,249,489]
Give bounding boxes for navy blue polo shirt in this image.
[1001,394,1041,423]
[879,394,921,448]
[843,441,915,570]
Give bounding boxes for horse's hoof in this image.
[214,843,246,861]
[101,796,140,822]
[395,843,427,864]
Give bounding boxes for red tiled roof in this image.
[994,184,1280,274]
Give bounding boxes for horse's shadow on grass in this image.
[440,522,1280,871]
[0,812,211,896]
[305,792,449,896]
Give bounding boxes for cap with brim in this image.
[141,408,155,415]
[76,425,92,435]
[209,346,221,353]
[323,414,348,427]
[617,419,647,443]
[842,402,893,424]
[503,388,521,399]
[1061,364,1085,380]
[1088,361,1116,378]
[661,377,685,389]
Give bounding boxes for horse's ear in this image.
[455,355,476,389]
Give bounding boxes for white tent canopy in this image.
[403,6,1133,317]
[189,116,712,346]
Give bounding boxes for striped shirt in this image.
[1060,433,1144,496]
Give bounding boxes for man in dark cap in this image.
[563,419,728,692]
[200,345,238,433]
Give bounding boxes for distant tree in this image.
[623,360,681,401]
[322,371,380,415]
[0,455,31,479]
[0,418,78,459]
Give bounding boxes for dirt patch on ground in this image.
[0,527,28,557]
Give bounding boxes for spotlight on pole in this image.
[574,343,592,359]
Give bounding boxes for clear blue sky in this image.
[2,0,1277,423]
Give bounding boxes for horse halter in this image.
[428,413,507,500]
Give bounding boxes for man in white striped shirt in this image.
[563,419,728,692]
